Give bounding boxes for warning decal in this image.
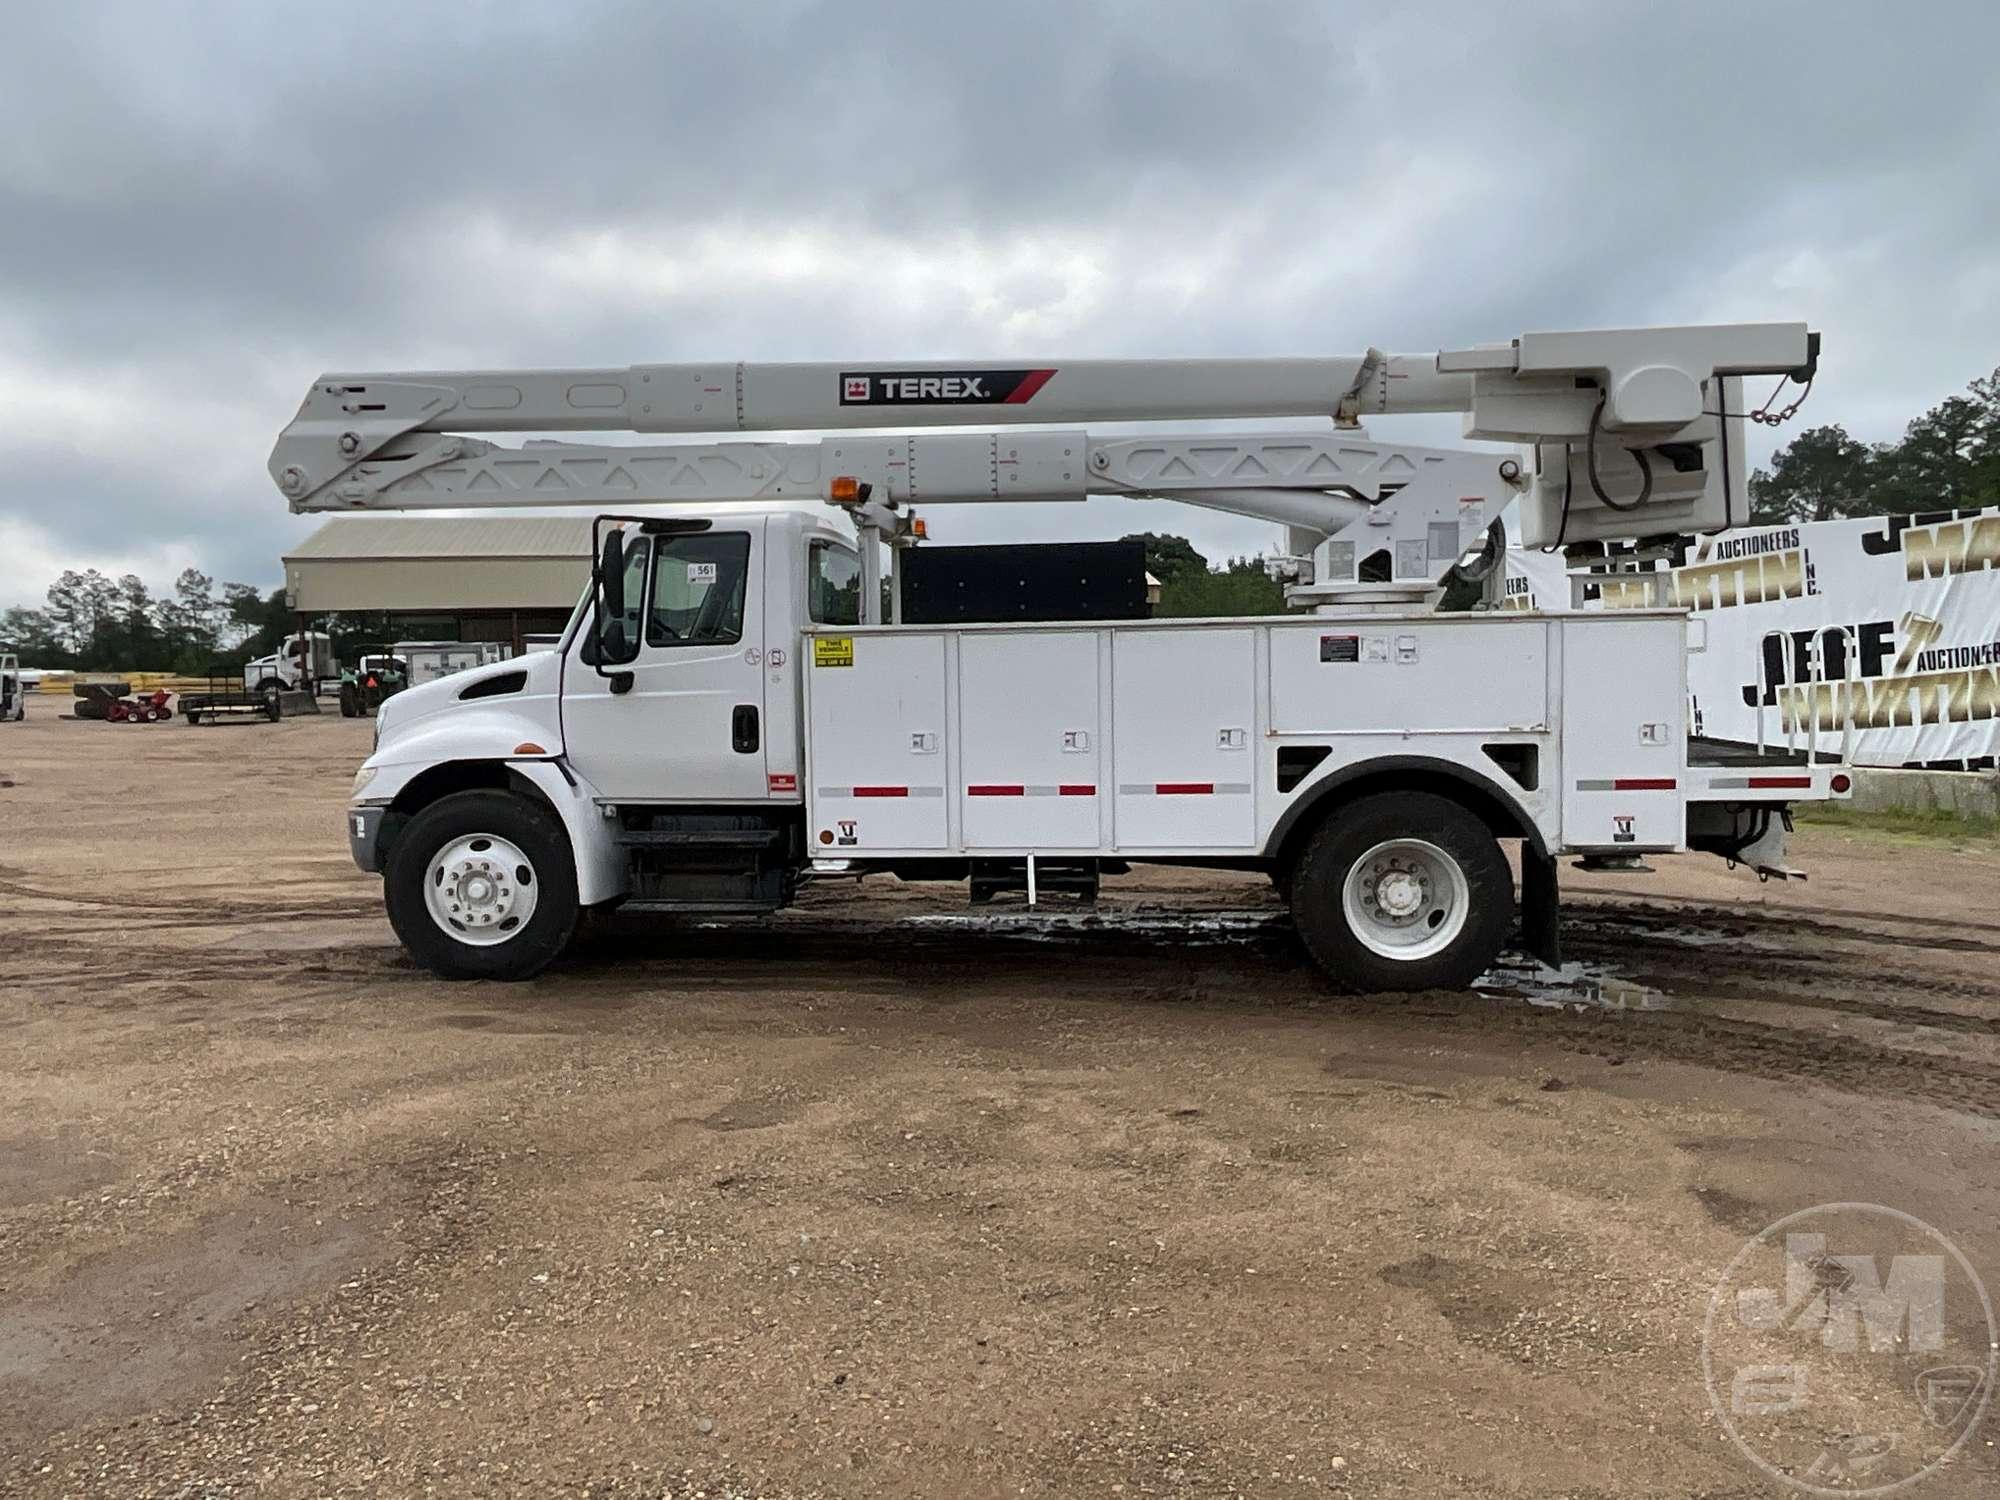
[1320,634,1360,663]
[812,636,854,668]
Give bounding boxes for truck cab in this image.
[243,630,335,694]
[348,511,861,974]
[0,654,23,722]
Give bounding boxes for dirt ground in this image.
[1,709,1997,1498]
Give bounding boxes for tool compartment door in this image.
[959,632,1103,849]
[807,632,948,850]
[1112,628,1256,849]
[1559,616,1685,849]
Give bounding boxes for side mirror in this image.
[598,528,627,618]
[592,527,638,679]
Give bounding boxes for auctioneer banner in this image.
[1503,506,2000,768]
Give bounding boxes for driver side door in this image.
[562,521,768,803]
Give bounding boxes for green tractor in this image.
[337,651,410,718]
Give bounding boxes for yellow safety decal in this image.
[812,636,854,668]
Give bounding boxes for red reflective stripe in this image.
[1748,775,1813,789]
[852,785,908,798]
[967,784,1025,797]
[1156,782,1213,795]
[1058,784,1096,796]
[1613,777,1677,791]
[1003,368,1057,403]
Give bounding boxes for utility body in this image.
[276,322,1851,988]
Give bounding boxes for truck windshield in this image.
[647,533,750,646]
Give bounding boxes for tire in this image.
[385,789,579,980]
[338,684,359,718]
[1288,791,1512,993]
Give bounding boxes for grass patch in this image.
[1793,802,2000,846]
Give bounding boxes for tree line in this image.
[1749,364,2000,523]
[0,569,298,672]
[1122,532,1290,615]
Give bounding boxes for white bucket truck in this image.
[270,322,1849,987]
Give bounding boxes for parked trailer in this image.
[273,320,1846,989]
[180,671,285,725]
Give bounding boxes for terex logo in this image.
[838,368,1056,406]
[887,375,988,400]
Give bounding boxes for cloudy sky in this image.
[4,1,1998,610]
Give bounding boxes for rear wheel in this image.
[1288,791,1512,992]
[385,790,579,980]
[338,683,359,717]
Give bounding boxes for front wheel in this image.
[1288,791,1512,992]
[385,789,579,980]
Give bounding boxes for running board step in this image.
[619,897,785,915]
[614,829,784,850]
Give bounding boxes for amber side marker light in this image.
[513,741,548,756]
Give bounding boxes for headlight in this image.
[351,766,379,798]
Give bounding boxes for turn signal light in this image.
[513,741,548,756]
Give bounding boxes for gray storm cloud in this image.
[3,0,1997,605]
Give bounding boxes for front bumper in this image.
[347,803,388,874]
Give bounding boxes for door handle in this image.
[732,704,759,754]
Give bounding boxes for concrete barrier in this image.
[1847,767,2000,819]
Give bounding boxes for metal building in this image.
[282,516,591,651]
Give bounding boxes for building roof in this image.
[283,515,595,563]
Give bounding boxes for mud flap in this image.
[1520,845,1561,968]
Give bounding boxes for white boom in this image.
[270,324,1815,603]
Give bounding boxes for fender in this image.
[1262,753,1552,863]
[356,652,625,905]
[363,751,625,907]
[506,758,624,907]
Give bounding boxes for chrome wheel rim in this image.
[1340,837,1470,961]
[423,833,538,946]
